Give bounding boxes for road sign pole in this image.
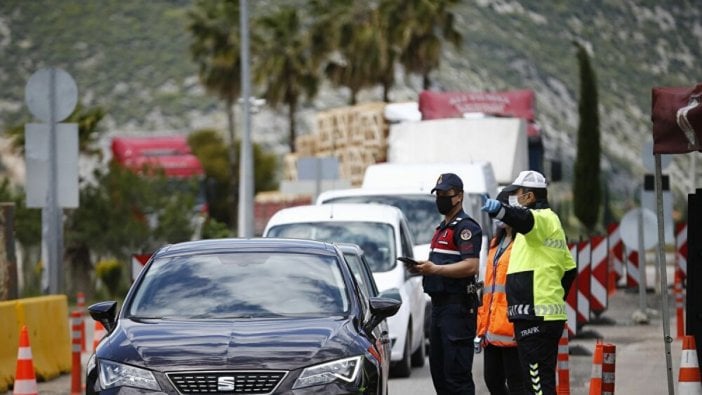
[655,154,675,394]
[25,67,78,295]
[46,68,61,294]
[636,195,648,319]
[238,0,254,238]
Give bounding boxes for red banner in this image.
[419,89,536,121]
[651,84,702,154]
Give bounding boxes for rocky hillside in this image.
[0,0,700,212]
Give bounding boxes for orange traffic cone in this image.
[77,292,86,352]
[589,340,604,395]
[678,335,702,395]
[556,326,570,394]
[13,325,38,395]
[93,321,106,352]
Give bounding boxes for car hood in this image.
[99,316,365,371]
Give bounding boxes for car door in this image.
[342,249,391,385]
[399,217,426,353]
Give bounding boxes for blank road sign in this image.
[25,67,78,123]
[25,123,79,208]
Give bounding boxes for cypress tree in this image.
[572,42,601,234]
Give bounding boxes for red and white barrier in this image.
[607,223,624,293]
[71,311,82,395]
[601,343,616,395]
[566,243,579,336]
[577,240,591,326]
[556,326,571,394]
[590,236,608,315]
[626,249,640,289]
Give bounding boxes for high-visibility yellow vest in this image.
[506,208,576,322]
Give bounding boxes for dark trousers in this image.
[429,302,476,395]
[513,320,564,395]
[483,344,527,395]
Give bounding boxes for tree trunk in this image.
[65,243,93,301]
[382,81,391,102]
[422,73,431,90]
[288,99,297,153]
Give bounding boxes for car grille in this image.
[167,371,287,394]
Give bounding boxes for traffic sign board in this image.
[620,207,658,250]
[25,67,78,123]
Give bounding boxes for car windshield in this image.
[126,252,349,319]
[266,222,397,272]
[323,195,439,245]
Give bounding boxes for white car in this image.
[263,203,426,377]
[317,161,497,276]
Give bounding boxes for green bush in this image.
[95,258,124,299]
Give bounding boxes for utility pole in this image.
[238,0,254,238]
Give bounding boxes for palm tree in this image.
[254,7,319,152]
[374,0,406,102]
[311,1,387,105]
[187,0,242,228]
[395,0,462,90]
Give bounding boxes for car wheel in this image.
[410,329,426,367]
[390,327,412,378]
[424,301,432,356]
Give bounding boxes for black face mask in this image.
[435,196,456,215]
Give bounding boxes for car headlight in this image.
[292,356,362,389]
[98,359,161,391]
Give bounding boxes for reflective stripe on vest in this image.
[430,247,461,255]
[482,284,506,295]
[508,304,532,316]
[485,331,516,346]
[534,304,566,316]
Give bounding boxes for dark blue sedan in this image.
[86,238,400,394]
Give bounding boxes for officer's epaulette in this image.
[448,217,463,226]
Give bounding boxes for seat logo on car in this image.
[217,376,235,391]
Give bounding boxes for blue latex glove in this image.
[480,194,502,214]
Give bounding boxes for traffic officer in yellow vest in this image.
[480,170,576,395]
[409,173,482,394]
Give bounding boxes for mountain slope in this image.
[0,0,700,211]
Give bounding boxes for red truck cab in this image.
[111,135,204,178]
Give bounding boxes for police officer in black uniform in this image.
[409,173,483,395]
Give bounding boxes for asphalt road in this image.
[9,276,689,394]
[388,286,684,395]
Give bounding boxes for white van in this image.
[317,162,498,277]
[263,203,426,377]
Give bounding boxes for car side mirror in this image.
[364,296,401,335]
[88,301,118,333]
